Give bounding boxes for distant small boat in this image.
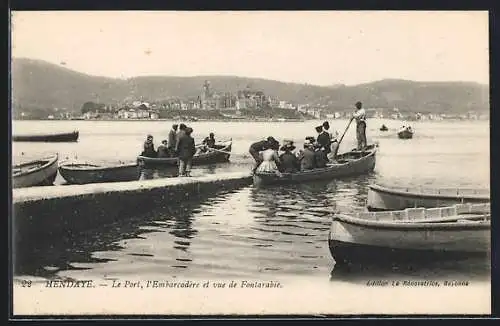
[397,126,413,139]
[13,131,79,142]
[253,144,377,187]
[12,154,59,188]
[379,124,388,131]
[137,139,232,168]
[328,203,491,266]
[367,183,490,211]
[58,162,141,184]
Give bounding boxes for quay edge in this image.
[12,172,252,240]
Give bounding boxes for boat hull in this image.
[137,142,232,167]
[13,155,59,188]
[367,184,490,211]
[328,215,490,266]
[253,144,377,186]
[397,129,413,139]
[13,131,79,142]
[59,163,141,184]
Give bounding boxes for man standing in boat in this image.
[353,101,367,150]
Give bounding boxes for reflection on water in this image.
[12,120,490,283]
[15,173,490,283]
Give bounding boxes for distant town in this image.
[15,80,489,122]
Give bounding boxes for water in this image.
[12,119,490,285]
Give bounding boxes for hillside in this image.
[11,58,489,114]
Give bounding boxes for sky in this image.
[10,11,489,86]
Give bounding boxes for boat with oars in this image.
[367,183,490,211]
[58,161,141,184]
[253,144,377,187]
[328,202,490,267]
[137,139,232,168]
[397,125,413,139]
[12,154,59,188]
[13,131,79,142]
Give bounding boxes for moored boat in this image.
[253,144,377,187]
[12,154,59,188]
[397,126,413,139]
[58,162,141,184]
[13,131,79,142]
[379,124,388,131]
[137,139,232,168]
[328,203,491,266]
[367,183,490,211]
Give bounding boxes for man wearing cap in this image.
[353,101,367,150]
[249,136,275,173]
[298,138,316,171]
[168,124,178,157]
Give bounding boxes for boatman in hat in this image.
[353,101,367,150]
[279,140,300,173]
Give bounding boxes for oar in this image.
[337,117,354,148]
[331,117,354,159]
[203,147,231,154]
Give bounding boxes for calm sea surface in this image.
[12,119,490,285]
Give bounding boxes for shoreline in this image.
[12,117,489,123]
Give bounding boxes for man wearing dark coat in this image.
[316,125,331,157]
[299,139,316,171]
[141,134,157,158]
[177,127,196,177]
[314,143,328,168]
[175,123,188,155]
[279,141,300,173]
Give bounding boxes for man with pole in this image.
[353,101,367,150]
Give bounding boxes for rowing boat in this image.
[137,139,232,167]
[397,126,413,139]
[253,144,377,186]
[58,162,141,184]
[12,154,59,188]
[13,131,79,142]
[328,203,491,266]
[367,183,490,211]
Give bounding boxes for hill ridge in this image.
[12,57,489,114]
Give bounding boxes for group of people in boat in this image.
[249,101,368,175]
[141,123,218,177]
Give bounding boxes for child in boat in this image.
[141,135,157,158]
[255,139,281,174]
